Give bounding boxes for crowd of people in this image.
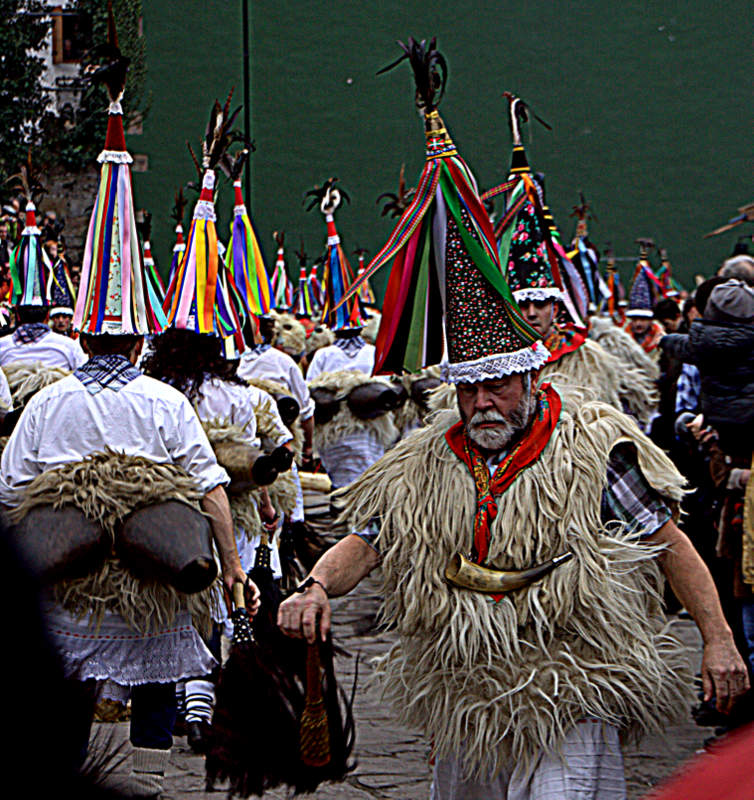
[2,27,753,800]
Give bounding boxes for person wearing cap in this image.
[662,278,754,683]
[624,248,665,354]
[0,38,254,797]
[150,134,288,754]
[278,39,747,799]
[238,316,315,467]
[303,178,375,381]
[0,190,84,370]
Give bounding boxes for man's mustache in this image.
[468,410,508,430]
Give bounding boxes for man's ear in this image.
[130,337,145,365]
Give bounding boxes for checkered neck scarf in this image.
[13,322,50,345]
[335,335,365,356]
[74,354,141,395]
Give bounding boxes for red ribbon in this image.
[445,384,562,602]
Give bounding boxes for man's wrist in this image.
[296,575,327,596]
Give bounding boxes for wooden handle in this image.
[232,581,246,610]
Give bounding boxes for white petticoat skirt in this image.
[43,601,217,688]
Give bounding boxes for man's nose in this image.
[474,389,495,411]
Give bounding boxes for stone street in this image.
[87,572,714,799]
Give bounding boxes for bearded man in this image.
[279,365,747,798]
[278,38,747,798]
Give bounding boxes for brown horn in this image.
[444,552,573,594]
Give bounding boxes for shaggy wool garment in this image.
[589,317,660,380]
[394,365,444,437]
[245,376,305,460]
[11,449,216,635]
[336,392,691,780]
[362,311,381,345]
[542,338,658,425]
[201,418,263,537]
[308,369,400,455]
[2,360,70,407]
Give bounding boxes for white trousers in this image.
[430,720,626,800]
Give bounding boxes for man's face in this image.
[0,224,7,240]
[50,313,71,334]
[660,315,681,333]
[46,242,58,260]
[630,317,651,336]
[456,373,535,452]
[518,299,555,337]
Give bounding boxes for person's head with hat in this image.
[343,38,548,452]
[72,8,165,361]
[623,239,664,350]
[704,278,754,324]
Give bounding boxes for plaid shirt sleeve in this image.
[601,442,672,537]
[674,363,701,415]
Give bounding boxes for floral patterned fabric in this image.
[506,200,555,295]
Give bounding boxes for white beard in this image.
[465,392,535,452]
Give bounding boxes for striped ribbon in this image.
[227,208,273,316]
[74,161,162,333]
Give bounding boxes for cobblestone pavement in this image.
[87,573,714,799]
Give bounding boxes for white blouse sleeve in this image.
[0,396,42,506]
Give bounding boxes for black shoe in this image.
[187,720,211,754]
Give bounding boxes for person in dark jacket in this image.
[661,279,754,460]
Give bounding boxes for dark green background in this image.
[132,1,754,296]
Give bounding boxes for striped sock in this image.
[184,679,214,724]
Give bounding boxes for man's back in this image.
[238,345,314,419]
[0,368,225,504]
[0,326,85,370]
[307,341,375,380]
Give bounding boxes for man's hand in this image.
[244,577,261,618]
[258,489,278,534]
[701,636,750,713]
[277,583,330,643]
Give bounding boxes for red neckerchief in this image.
[623,319,663,353]
[543,324,586,365]
[445,384,562,602]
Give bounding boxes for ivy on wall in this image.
[0,0,150,190]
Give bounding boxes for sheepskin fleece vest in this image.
[541,337,657,425]
[339,393,691,778]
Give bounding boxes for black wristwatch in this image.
[295,576,327,595]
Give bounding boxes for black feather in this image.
[378,37,447,112]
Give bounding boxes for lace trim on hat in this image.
[233,204,247,215]
[21,226,41,236]
[441,341,550,384]
[513,287,563,303]
[97,150,134,165]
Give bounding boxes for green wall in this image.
[133,1,754,296]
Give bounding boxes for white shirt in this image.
[0,373,228,505]
[0,329,86,370]
[306,342,376,381]
[237,346,315,420]
[194,377,292,448]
